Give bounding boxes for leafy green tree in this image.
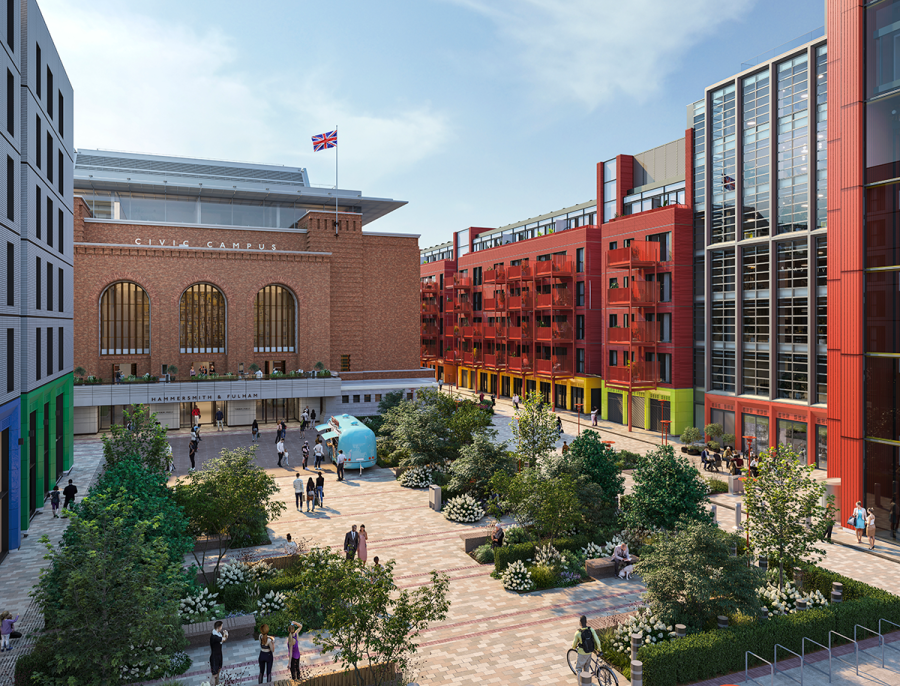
[638,519,763,630]
[33,501,185,684]
[313,559,450,686]
[490,467,581,541]
[175,447,286,584]
[447,398,494,447]
[446,433,515,499]
[510,391,558,468]
[704,423,723,443]
[744,444,831,589]
[624,445,711,531]
[102,404,170,472]
[378,390,405,415]
[568,430,624,509]
[679,426,703,448]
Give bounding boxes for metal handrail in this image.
[745,651,774,686]
[855,624,885,669]
[879,619,900,666]
[829,630,858,676]
[802,637,831,683]
[774,644,803,685]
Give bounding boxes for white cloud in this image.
[39,0,448,188]
[450,0,755,109]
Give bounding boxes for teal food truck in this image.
[315,414,377,469]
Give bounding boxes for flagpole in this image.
[335,125,339,236]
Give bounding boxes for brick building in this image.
[72,150,432,433]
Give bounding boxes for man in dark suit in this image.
[344,525,359,560]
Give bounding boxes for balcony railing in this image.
[462,325,483,338]
[483,325,496,339]
[454,301,473,315]
[421,281,440,293]
[536,356,572,376]
[507,264,533,280]
[507,356,533,372]
[607,242,661,269]
[508,324,532,340]
[608,282,659,307]
[535,322,572,342]
[534,256,574,277]
[484,293,507,311]
[444,350,461,362]
[421,324,440,337]
[606,361,660,386]
[508,294,533,310]
[535,290,573,308]
[421,302,440,316]
[421,345,438,359]
[452,274,472,288]
[607,321,659,344]
[484,267,507,284]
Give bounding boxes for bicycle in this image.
[566,649,618,686]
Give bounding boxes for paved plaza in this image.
[3,403,900,685]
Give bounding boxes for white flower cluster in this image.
[580,542,606,559]
[399,465,433,488]
[757,580,829,617]
[533,543,562,566]
[501,559,534,592]
[118,642,167,680]
[218,561,250,587]
[179,587,219,621]
[611,610,676,655]
[443,494,485,522]
[600,532,635,557]
[249,561,278,581]
[257,589,287,615]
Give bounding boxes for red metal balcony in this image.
[534,256,574,277]
[535,290,573,309]
[484,267,507,284]
[483,325,496,339]
[507,264,533,281]
[421,281,440,294]
[535,322,573,342]
[606,360,660,387]
[508,323,533,340]
[484,293,507,311]
[452,274,472,289]
[443,349,461,363]
[454,301,473,315]
[507,356,533,372]
[508,294,533,310]
[607,242,661,269]
[462,325,483,338]
[536,356,572,376]
[608,282,659,307]
[421,324,440,337]
[494,325,507,339]
[608,321,660,344]
[421,302,440,316]
[421,345,438,359]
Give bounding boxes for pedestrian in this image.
[0,611,18,652]
[301,442,310,470]
[281,420,287,441]
[344,524,359,560]
[252,419,259,443]
[257,624,275,683]
[216,407,224,431]
[287,621,303,680]
[293,473,304,510]
[749,453,759,478]
[310,408,316,425]
[591,407,598,426]
[478,392,485,404]
[316,471,325,507]
[700,445,710,471]
[823,503,836,544]
[283,445,291,468]
[276,437,285,467]
[336,450,345,481]
[852,501,866,544]
[556,415,563,436]
[358,524,368,563]
[306,477,317,512]
[210,620,228,686]
[314,441,324,469]
[562,441,569,455]
[439,380,443,393]
[867,508,877,549]
[167,443,175,472]
[210,361,216,374]
[191,405,201,425]
[49,486,61,518]
[62,479,77,509]
[890,498,898,540]
[373,556,380,567]
[189,440,198,471]
[301,409,309,431]
[571,616,601,686]
[190,365,196,377]
[490,394,496,408]
[512,393,520,410]
[191,424,202,443]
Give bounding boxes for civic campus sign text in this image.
[134,238,276,251]
[149,392,260,403]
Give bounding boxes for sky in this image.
[40,0,825,249]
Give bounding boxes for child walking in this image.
[1,611,18,652]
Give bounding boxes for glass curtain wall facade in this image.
[692,101,707,428]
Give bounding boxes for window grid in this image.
[742,244,770,291]
[776,240,809,290]
[815,236,827,289]
[742,351,770,396]
[816,353,827,404]
[694,304,704,342]
[253,285,296,353]
[777,352,809,400]
[340,355,351,372]
[712,301,736,342]
[742,71,771,239]
[101,282,150,355]
[711,84,737,243]
[777,297,809,345]
[776,55,809,235]
[710,248,736,293]
[179,283,225,354]
[711,350,736,392]
[742,299,770,343]
[815,45,827,230]
[694,348,705,388]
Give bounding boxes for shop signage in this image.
[149,392,260,402]
[134,238,276,251]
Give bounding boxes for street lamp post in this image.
[661,419,671,446]
[575,402,583,436]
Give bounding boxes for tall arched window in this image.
[100,282,150,355]
[254,285,296,352]
[180,283,226,353]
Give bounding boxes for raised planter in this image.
[460,531,490,554]
[585,555,640,580]
[183,613,256,649]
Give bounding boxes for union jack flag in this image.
[311,130,338,151]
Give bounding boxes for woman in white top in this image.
[867,508,877,550]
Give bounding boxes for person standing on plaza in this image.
[439,380,443,393]
[310,408,316,425]
[293,473,304,510]
[287,621,303,680]
[890,498,898,540]
[301,409,309,431]
[252,419,259,443]
[314,441,324,469]
[281,420,287,441]
[276,437,285,468]
[189,440,198,471]
[301,442,310,470]
[0,611,19,652]
[316,472,325,507]
[306,477,317,512]
[556,415,563,436]
[257,624,275,683]
[571,616,600,686]
[216,407,224,431]
[561,441,569,455]
[336,450,345,481]
[192,404,201,425]
[344,525,359,560]
[209,620,228,686]
[49,486,61,518]
[512,393,520,410]
[867,508,877,549]
[358,524,368,563]
[591,407,598,426]
[62,479,77,509]
[852,501,866,544]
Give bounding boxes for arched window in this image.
[254,285,296,352]
[180,283,226,353]
[99,282,150,355]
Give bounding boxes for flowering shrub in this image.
[580,541,606,559]
[503,525,531,545]
[611,609,676,655]
[178,587,220,623]
[399,465,433,488]
[218,561,250,587]
[258,589,287,615]
[501,559,534,592]
[533,543,562,567]
[117,641,171,681]
[249,561,278,581]
[443,494,485,522]
[758,580,829,617]
[560,571,582,587]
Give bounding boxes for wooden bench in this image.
[182,613,256,649]
[585,555,640,580]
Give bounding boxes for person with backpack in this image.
[301,441,310,470]
[49,486,61,518]
[571,615,600,684]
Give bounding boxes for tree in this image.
[102,404,170,472]
[510,390,558,468]
[33,501,185,684]
[624,445,711,532]
[638,519,763,630]
[704,422,723,443]
[567,430,624,509]
[490,467,582,541]
[313,559,450,686]
[743,444,831,589]
[446,433,515,499]
[680,426,703,448]
[378,390,405,415]
[175,447,286,584]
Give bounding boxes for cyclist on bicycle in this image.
[571,615,601,684]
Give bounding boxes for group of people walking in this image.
[293,472,326,512]
[209,618,305,684]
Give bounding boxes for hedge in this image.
[639,565,900,686]
[493,534,593,572]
